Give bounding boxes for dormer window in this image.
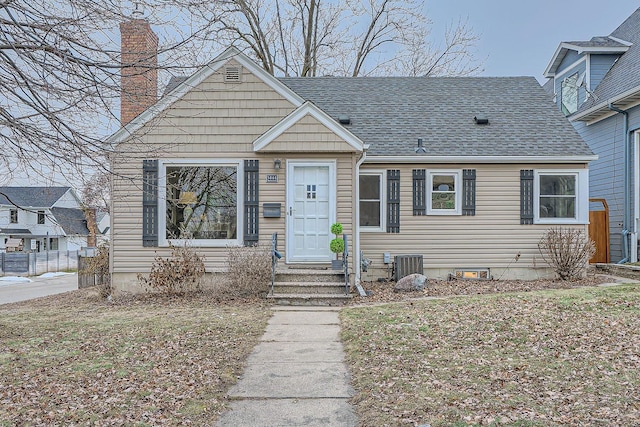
[561,72,579,115]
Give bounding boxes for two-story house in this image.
[0,187,92,252]
[543,7,640,263]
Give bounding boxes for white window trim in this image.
[359,170,386,232]
[427,170,462,216]
[158,159,244,247]
[534,169,588,224]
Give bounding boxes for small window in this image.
[427,171,462,215]
[10,209,17,223]
[538,173,576,219]
[359,172,384,231]
[561,72,578,115]
[534,170,588,224]
[49,237,59,251]
[163,163,240,245]
[37,210,45,224]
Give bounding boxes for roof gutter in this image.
[608,104,631,263]
[572,84,640,122]
[363,155,597,164]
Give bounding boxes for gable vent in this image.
[224,65,242,83]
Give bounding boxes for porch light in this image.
[273,159,282,170]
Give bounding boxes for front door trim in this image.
[285,160,337,263]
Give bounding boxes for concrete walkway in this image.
[216,307,358,427]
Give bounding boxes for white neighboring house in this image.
[96,211,110,245]
[0,187,93,252]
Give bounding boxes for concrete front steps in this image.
[267,267,352,306]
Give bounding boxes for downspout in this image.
[354,148,367,297]
[608,104,631,263]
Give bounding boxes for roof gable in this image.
[0,187,72,208]
[253,101,364,153]
[107,47,305,146]
[544,39,629,78]
[562,8,640,122]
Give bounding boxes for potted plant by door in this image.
[330,222,344,270]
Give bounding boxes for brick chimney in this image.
[120,16,158,125]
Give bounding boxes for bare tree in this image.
[201,0,482,77]
[1,0,482,187]
[0,0,218,184]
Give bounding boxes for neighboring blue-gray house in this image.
[543,7,640,263]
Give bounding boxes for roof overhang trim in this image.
[572,84,640,123]
[543,42,629,78]
[106,47,305,146]
[253,101,365,152]
[363,155,598,164]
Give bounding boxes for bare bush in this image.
[80,243,111,298]
[137,245,206,295]
[538,227,595,280]
[218,244,272,298]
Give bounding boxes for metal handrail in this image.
[342,233,349,295]
[270,232,280,295]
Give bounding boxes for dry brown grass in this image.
[0,288,272,426]
[341,282,640,426]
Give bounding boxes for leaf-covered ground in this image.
[341,283,640,426]
[0,289,272,426]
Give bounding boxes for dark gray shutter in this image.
[412,169,426,216]
[142,159,159,247]
[244,160,259,246]
[462,169,476,216]
[520,169,534,225]
[387,170,400,233]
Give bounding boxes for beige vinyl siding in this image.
[111,60,360,287]
[359,163,589,280]
[112,153,357,275]
[259,154,358,261]
[112,61,297,277]
[262,114,358,152]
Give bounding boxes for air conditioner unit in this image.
[394,255,423,281]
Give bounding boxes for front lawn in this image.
[341,284,640,426]
[0,291,271,426]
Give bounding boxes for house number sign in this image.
[266,174,278,183]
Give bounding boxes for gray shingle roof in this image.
[279,76,592,157]
[0,187,71,208]
[163,76,189,97]
[568,37,628,48]
[576,8,640,115]
[50,207,90,236]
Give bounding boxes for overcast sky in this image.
[425,1,639,82]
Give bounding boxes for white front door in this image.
[286,161,336,263]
